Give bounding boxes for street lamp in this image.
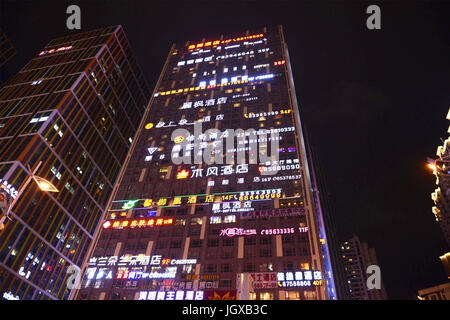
[0,161,59,231]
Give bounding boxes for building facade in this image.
[0,26,150,300]
[340,235,387,300]
[75,25,337,300]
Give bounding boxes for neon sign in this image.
[220,228,257,237]
[246,272,278,289]
[187,33,264,50]
[220,226,309,237]
[122,199,139,209]
[277,271,323,287]
[176,169,190,179]
[138,290,204,300]
[274,60,286,66]
[38,46,73,56]
[150,114,224,129]
[102,218,173,229]
[253,174,301,183]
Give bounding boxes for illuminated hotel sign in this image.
[239,207,307,220]
[88,255,197,267]
[181,97,227,109]
[212,201,253,214]
[137,290,237,300]
[220,226,308,237]
[277,271,323,287]
[139,290,204,300]
[102,218,173,229]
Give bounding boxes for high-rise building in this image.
[430,108,450,249]
[0,26,150,300]
[75,25,338,301]
[340,235,387,300]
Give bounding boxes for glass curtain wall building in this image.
[0,25,150,300]
[76,25,337,300]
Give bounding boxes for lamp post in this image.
[0,161,59,230]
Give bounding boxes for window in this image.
[260,249,272,257]
[260,292,274,300]
[285,291,300,300]
[207,239,219,247]
[191,240,202,248]
[170,240,181,248]
[220,279,232,288]
[283,247,295,256]
[243,263,255,272]
[220,264,232,273]
[222,238,234,246]
[206,264,217,273]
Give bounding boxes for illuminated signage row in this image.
[0,178,18,199]
[102,218,173,229]
[178,48,271,67]
[85,267,178,281]
[187,33,264,50]
[138,290,237,300]
[239,207,306,220]
[112,189,283,210]
[88,255,171,267]
[154,73,275,97]
[146,114,225,130]
[220,226,308,237]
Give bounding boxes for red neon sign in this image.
[274,60,286,66]
[103,218,174,229]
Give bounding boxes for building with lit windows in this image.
[75,25,339,301]
[340,235,387,300]
[0,26,150,300]
[430,108,450,249]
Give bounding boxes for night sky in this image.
[1,0,449,299]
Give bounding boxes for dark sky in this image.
[1,0,449,299]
